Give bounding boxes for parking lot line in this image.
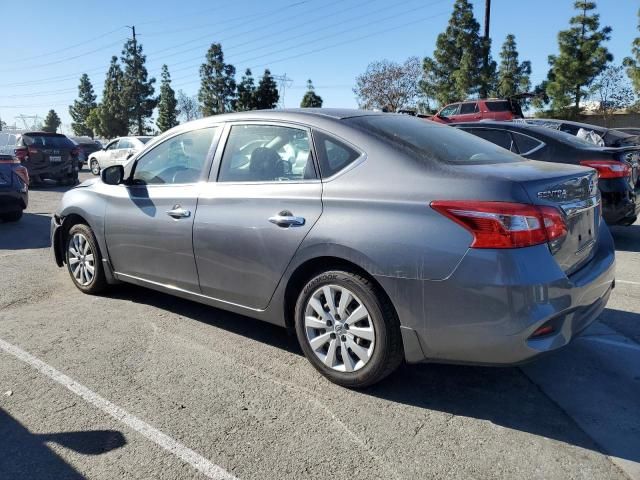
[617,280,640,286]
[0,336,238,480]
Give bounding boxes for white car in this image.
[88,136,153,175]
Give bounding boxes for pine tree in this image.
[300,80,323,107]
[545,1,612,115]
[177,90,200,122]
[236,69,257,111]
[198,43,237,116]
[69,74,97,137]
[156,65,179,132]
[98,56,129,138]
[623,8,640,95]
[421,0,486,106]
[42,110,61,133]
[496,34,532,98]
[121,38,156,135]
[254,69,279,110]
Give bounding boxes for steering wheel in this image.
[275,159,292,177]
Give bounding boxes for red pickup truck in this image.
[429,98,524,124]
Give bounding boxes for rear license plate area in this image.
[49,156,62,163]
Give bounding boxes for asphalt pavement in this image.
[0,170,638,479]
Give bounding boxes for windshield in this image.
[345,115,522,165]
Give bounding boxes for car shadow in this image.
[0,409,126,479]
[0,212,52,249]
[599,307,640,343]
[610,224,640,252]
[107,285,629,464]
[28,179,76,193]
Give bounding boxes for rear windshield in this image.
[22,134,75,149]
[345,115,521,165]
[485,100,511,112]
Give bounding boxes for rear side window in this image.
[464,128,515,151]
[313,131,361,177]
[346,115,520,165]
[22,134,74,149]
[459,103,478,114]
[485,101,511,112]
[511,132,544,155]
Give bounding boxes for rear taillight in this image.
[431,201,567,249]
[15,166,29,185]
[580,160,630,179]
[14,147,28,161]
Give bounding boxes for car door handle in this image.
[166,206,191,219]
[269,211,305,227]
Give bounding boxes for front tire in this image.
[90,159,100,175]
[294,270,403,388]
[65,223,107,294]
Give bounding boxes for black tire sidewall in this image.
[294,270,399,388]
[65,224,106,294]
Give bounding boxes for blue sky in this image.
[0,0,637,131]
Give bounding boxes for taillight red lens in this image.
[15,166,29,185]
[14,147,28,161]
[431,201,567,249]
[580,160,630,179]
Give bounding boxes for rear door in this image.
[455,102,481,122]
[193,122,322,309]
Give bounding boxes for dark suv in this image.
[14,132,79,185]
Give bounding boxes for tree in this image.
[0,118,5,131]
[421,0,487,106]
[121,38,156,135]
[300,79,323,108]
[623,8,640,95]
[156,65,179,132]
[69,73,97,137]
[42,110,61,133]
[254,69,279,110]
[198,43,237,116]
[354,57,422,111]
[591,65,635,126]
[545,1,612,116]
[176,90,200,122]
[236,69,257,111]
[97,56,129,138]
[85,108,102,137]
[496,34,532,99]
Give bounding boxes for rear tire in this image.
[90,159,100,176]
[1,210,23,222]
[65,223,107,294]
[294,270,403,388]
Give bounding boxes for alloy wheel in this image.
[304,284,376,372]
[68,233,95,286]
[90,160,100,175]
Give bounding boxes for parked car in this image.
[69,136,102,169]
[452,121,640,226]
[520,119,640,147]
[0,153,29,222]
[52,109,615,387]
[429,98,524,124]
[88,136,153,175]
[13,132,79,185]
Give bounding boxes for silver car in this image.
[51,109,615,387]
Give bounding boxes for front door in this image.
[105,127,220,291]
[193,123,323,310]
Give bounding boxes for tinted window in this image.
[132,127,217,185]
[465,128,515,151]
[218,124,315,182]
[313,131,361,177]
[439,104,459,117]
[347,116,520,165]
[511,132,544,154]
[459,102,478,114]
[137,137,152,144]
[485,100,511,112]
[22,134,74,149]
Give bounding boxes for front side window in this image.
[132,127,218,185]
[439,104,460,117]
[459,102,478,115]
[118,139,133,149]
[105,140,119,151]
[218,124,316,182]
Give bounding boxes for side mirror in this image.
[101,165,124,185]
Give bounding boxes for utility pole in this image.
[126,25,140,134]
[481,0,491,99]
[484,0,490,41]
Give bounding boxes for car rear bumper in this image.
[23,161,77,179]
[375,219,616,365]
[602,188,639,225]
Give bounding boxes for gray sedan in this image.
[51,109,615,388]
